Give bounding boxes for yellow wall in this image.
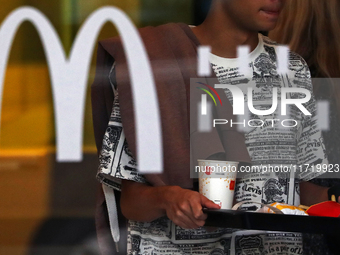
[0,1,140,255]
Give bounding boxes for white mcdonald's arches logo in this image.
[0,6,163,173]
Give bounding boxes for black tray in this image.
[204,209,340,235]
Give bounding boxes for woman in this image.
[270,0,340,254]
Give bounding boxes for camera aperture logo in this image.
[196,82,222,106]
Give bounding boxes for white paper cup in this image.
[198,159,238,209]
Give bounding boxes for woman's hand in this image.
[120,181,220,229]
[160,186,220,229]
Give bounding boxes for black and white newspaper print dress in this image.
[97,34,328,255]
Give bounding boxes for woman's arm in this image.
[300,181,329,206]
[120,180,220,229]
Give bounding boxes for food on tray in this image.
[262,202,308,215]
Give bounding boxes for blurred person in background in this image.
[270,0,340,254]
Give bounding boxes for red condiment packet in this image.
[306,201,340,217]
